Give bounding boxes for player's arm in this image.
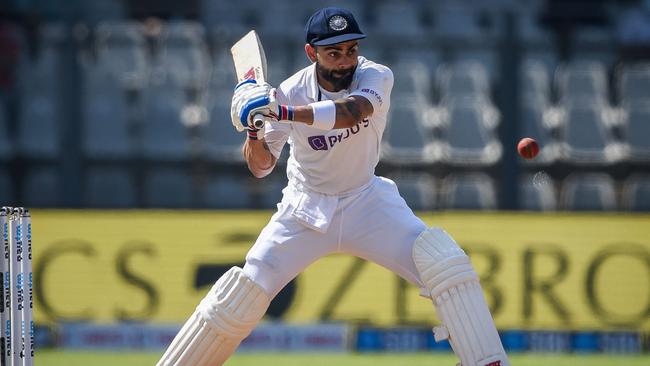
[243,138,276,178]
[276,66,391,131]
[231,80,279,178]
[285,95,373,129]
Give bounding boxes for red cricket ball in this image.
[517,137,539,159]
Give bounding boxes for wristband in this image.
[278,105,294,121]
[247,129,258,140]
[310,100,336,130]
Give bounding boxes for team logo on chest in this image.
[307,119,370,151]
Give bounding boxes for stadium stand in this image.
[143,167,193,208]
[558,103,626,164]
[0,101,12,160]
[0,0,648,211]
[617,63,650,106]
[381,98,437,165]
[388,172,437,211]
[0,168,12,204]
[441,172,497,210]
[623,104,650,162]
[141,82,193,162]
[560,173,618,211]
[437,100,502,166]
[22,166,62,208]
[519,173,557,211]
[83,166,137,208]
[622,174,650,212]
[81,68,134,160]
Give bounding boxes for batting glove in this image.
[230,80,278,136]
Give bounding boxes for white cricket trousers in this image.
[243,176,427,298]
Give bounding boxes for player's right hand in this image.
[230,80,278,133]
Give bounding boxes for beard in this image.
[316,62,355,91]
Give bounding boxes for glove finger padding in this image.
[230,80,258,132]
[231,81,278,132]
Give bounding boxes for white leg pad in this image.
[157,267,271,366]
[413,228,510,366]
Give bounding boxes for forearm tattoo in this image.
[341,100,362,122]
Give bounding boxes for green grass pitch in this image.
[38,350,650,366]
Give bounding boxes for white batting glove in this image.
[230,80,278,134]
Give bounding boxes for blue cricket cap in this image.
[305,7,366,46]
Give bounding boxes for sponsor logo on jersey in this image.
[361,88,382,106]
[308,119,370,151]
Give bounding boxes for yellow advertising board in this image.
[32,210,650,330]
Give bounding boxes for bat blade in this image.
[231,30,269,129]
[231,30,267,83]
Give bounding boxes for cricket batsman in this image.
[157,7,510,366]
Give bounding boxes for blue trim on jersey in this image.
[239,95,270,125]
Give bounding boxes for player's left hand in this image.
[231,80,278,133]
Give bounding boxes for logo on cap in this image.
[328,15,348,31]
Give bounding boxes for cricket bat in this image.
[231,30,268,130]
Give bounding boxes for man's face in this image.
[314,40,359,91]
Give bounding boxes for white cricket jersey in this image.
[264,56,394,195]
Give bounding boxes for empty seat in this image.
[391,60,432,101]
[559,104,625,164]
[143,168,193,208]
[397,49,441,76]
[555,61,608,104]
[521,59,551,107]
[81,68,134,160]
[17,93,61,159]
[450,48,499,82]
[202,99,245,162]
[441,173,497,210]
[387,172,437,210]
[158,22,210,88]
[519,103,560,164]
[624,105,650,161]
[22,166,61,208]
[16,23,64,94]
[438,101,502,166]
[95,21,148,88]
[519,173,557,211]
[437,61,491,102]
[141,85,193,161]
[16,25,63,159]
[622,175,650,212]
[617,63,650,106]
[381,99,437,165]
[83,166,136,208]
[560,173,617,211]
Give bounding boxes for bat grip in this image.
[253,114,265,129]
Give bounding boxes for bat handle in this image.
[253,113,265,129]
